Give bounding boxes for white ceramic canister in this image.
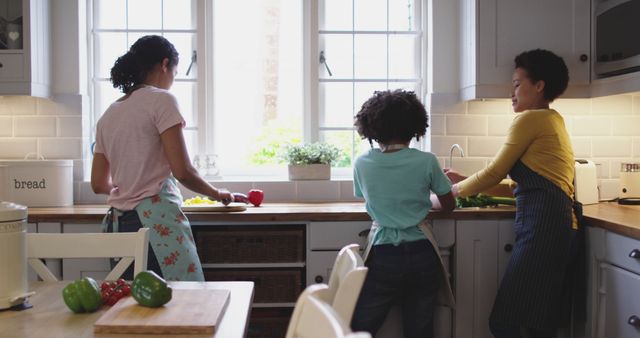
[0,202,29,309]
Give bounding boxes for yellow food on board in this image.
[183,196,217,206]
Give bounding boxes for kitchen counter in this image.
[25,202,640,240]
[26,203,516,223]
[582,202,640,240]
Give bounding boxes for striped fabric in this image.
[489,160,577,330]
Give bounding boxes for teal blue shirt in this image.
[353,148,452,245]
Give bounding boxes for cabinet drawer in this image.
[204,268,303,304]
[599,264,640,338]
[605,232,640,275]
[0,53,24,79]
[309,221,370,250]
[195,226,304,263]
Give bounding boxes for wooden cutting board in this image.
[181,202,247,212]
[94,289,230,334]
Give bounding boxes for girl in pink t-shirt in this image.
[91,35,232,281]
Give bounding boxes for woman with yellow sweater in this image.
[447,49,580,338]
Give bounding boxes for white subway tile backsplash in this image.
[431,136,467,157]
[339,180,362,202]
[39,138,82,159]
[1,96,37,115]
[467,99,511,115]
[0,138,37,158]
[487,115,514,136]
[0,117,12,136]
[592,160,609,178]
[73,159,84,181]
[36,97,62,115]
[571,138,592,158]
[570,116,612,136]
[611,117,640,136]
[592,138,632,157]
[446,115,487,135]
[592,95,633,115]
[15,116,57,137]
[550,99,591,115]
[634,138,640,158]
[429,114,445,135]
[254,181,297,202]
[57,116,82,137]
[430,101,467,115]
[444,157,487,176]
[467,137,504,157]
[634,96,640,115]
[296,180,340,202]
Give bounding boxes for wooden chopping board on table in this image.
[181,202,247,212]
[94,289,230,334]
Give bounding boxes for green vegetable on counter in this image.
[62,277,102,313]
[131,271,172,308]
[456,194,516,208]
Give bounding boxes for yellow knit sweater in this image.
[458,109,575,200]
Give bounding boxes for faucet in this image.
[449,144,465,168]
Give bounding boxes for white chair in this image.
[323,244,368,325]
[286,284,371,338]
[26,228,149,281]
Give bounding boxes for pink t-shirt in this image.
[94,86,185,210]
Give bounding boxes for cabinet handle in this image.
[628,315,640,327]
[579,54,588,62]
[630,249,640,259]
[314,275,324,283]
[0,62,3,68]
[504,244,513,252]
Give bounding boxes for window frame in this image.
[87,0,428,179]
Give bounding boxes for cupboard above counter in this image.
[0,0,51,97]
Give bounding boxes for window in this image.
[89,0,424,178]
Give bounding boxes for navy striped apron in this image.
[489,160,578,330]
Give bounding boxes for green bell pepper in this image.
[62,277,102,313]
[131,271,172,308]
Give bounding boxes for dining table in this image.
[0,281,255,338]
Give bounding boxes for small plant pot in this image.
[288,164,331,180]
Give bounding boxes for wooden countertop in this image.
[26,203,516,223]
[583,202,640,240]
[26,202,640,240]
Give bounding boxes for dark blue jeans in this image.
[351,239,441,338]
[106,210,163,280]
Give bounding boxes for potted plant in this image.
[281,142,340,180]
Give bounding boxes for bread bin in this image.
[0,159,73,207]
[619,163,640,205]
[0,202,31,310]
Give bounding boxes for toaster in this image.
[619,163,640,205]
[574,159,599,205]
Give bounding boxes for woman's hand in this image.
[444,168,467,184]
[215,189,234,205]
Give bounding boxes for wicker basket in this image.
[196,229,304,263]
[204,269,303,303]
[247,308,293,338]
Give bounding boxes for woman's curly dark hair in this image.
[354,89,429,146]
[110,35,179,94]
[515,49,569,102]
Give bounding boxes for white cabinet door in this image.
[497,220,515,281]
[460,0,590,100]
[0,0,51,97]
[455,220,499,338]
[597,264,640,338]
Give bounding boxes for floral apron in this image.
[102,177,205,281]
[362,220,456,308]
